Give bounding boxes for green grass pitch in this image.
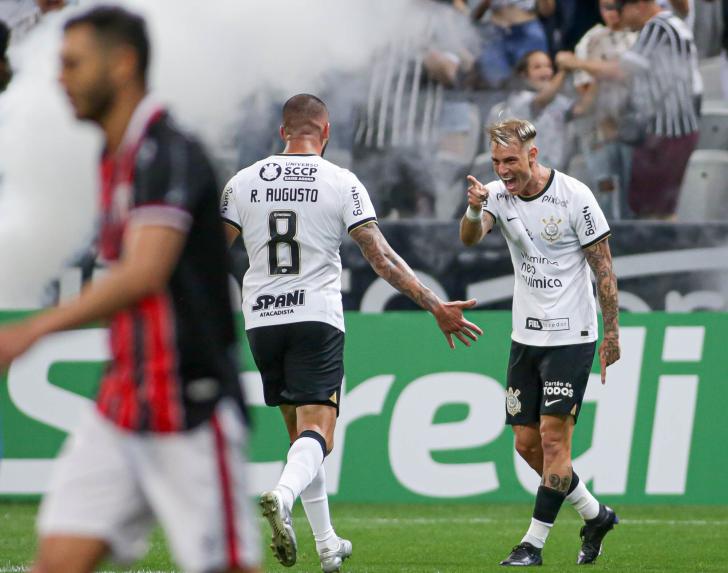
[0,502,726,572]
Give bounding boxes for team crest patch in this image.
[259,162,282,181]
[506,387,522,416]
[541,216,562,242]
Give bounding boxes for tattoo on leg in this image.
[545,473,572,493]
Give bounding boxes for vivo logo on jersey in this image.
[283,165,318,182]
[251,289,306,313]
[350,186,364,216]
[582,206,596,236]
[525,317,570,331]
[542,195,568,208]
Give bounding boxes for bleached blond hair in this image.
[487,118,537,150]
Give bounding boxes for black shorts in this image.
[505,340,596,425]
[246,321,344,412]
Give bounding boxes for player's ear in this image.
[322,122,331,142]
[528,144,538,164]
[279,124,286,142]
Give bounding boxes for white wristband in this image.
[465,205,483,221]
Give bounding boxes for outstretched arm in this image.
[350,222,483,348]
[0,224,186,368]
[584,238,620,383]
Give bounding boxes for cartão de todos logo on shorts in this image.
[506,387,522,416]
[540,216,562,243]
[260,163,282,182]
[542,380,574,401]
[252,289,306,317]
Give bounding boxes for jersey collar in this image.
[517,169,555,202]
[118,94,165,157]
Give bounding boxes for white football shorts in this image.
[37,399,261,572]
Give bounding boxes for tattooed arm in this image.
[350,222,483,349]
[584,238,620,383]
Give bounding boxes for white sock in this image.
[566,480,600,521]
[521,518,552,549]
[301,464,339,553]
[277,436,324,512]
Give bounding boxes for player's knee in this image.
[515,439,541,464]
[539,431,568,460]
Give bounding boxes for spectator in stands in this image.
[487,50,574,171]
[352,0,479,218]
[0,20,10,93]
[556,0,701,219]
[471,0,555,88]
[556,0,637,217]
[621,0,701,219]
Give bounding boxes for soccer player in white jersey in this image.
[460,119,621,567]
[222,94,482,572]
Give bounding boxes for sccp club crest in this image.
[259,162,282,181]
[540,216,562,243]
[506,387,522,416]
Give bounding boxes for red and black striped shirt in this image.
[97,98,245,432]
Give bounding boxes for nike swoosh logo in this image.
[544,399,562,407]
[507,216,518,222]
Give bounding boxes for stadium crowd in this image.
[1,0,726,223]
[349,0,725,222]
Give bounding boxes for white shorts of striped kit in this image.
[37,400,260,572]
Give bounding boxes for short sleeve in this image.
[573,186,610,248]
[220,178,241,231]
[130,131,210,233]
[342,171,377,233]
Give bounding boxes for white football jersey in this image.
[221,153,377,332]
[482,170,610,346]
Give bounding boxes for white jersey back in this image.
[482,170,610,346]
[221,154,377,332]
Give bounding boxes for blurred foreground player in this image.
[460,119,620,566]
[0,7,260,573]
[222,93,482,572]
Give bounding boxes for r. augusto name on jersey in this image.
[260,187,318,202]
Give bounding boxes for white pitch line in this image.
[333,516,728,527]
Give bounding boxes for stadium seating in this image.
[697,99,728,151]
[677,149,728,221]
